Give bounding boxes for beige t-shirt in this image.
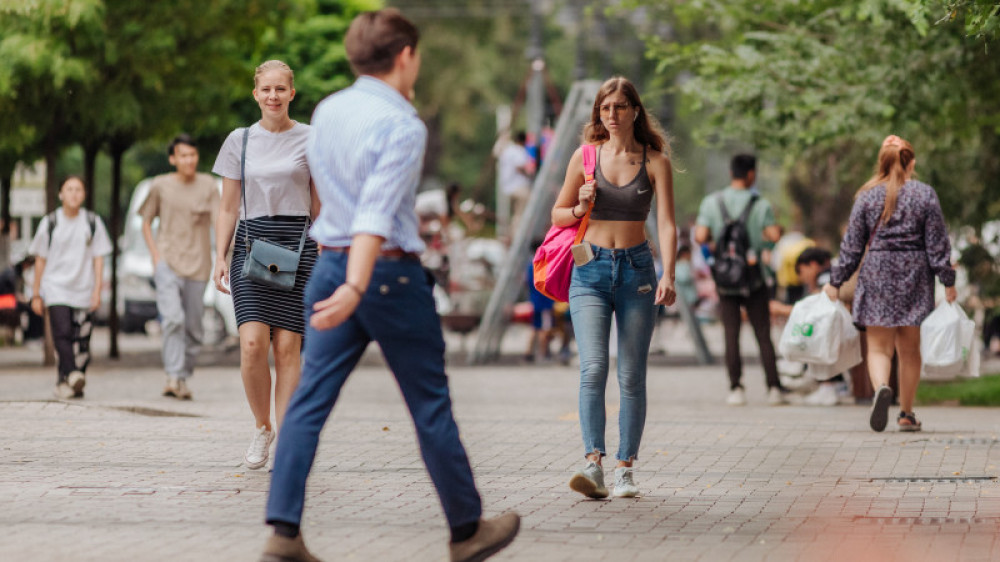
[139,172,220,281]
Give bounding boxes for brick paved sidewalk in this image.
[2,327,1000,561]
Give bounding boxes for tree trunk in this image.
[43,114,64,214]
[108,139,130,360]
[0,164,12,267]
[83,141,100,211]
[41,131,59,366]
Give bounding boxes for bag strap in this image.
[717,193,758,226]
[46,210,57,249]
[240,127,250,250]
[737,194,759,224]
[716,194,731,223]
[574,144,597,245]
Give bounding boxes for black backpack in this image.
[710,193,763,297]
[47,209,97,249]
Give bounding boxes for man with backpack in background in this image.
[695,154,786,406]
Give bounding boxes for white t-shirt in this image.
[498,143,532,195]
[212,122,313,220]
[28,208,112,308]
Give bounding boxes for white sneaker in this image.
[67,371,86,397]
[54,382,75,400]
[767,387,788,406]
[804,383,839,406]
[613,467,639,497]
[726,387,747,406]
[244,426,274,469]
[569,461,608,498]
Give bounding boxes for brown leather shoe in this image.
[449,512,520,562]
[259,534,322,562]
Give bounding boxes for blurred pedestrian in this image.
[552,76,677,499]
[498,131,534,239]
[28,176,111,399]
[525,246,554,362]
[212,60,319,470]
[695,154,785,406]
[259,9,519,562]
[140,134,220,400]
[825,135,956,432]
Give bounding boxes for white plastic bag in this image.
[921,302,979,379]
[810,304,862,380]
[779,294,842,365]
[920,302,965,368]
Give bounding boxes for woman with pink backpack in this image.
[549,77,678,498]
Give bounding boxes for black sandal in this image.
[898,411,922,432]
[870,385,893,432]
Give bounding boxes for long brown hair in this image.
[583,76,670,158]
[858,135,915,225]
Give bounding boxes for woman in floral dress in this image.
[825,135,956,433]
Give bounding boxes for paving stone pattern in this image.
[2,330,1000,561]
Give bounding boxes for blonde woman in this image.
[212,60,320,469]
[825,135,956,433]
[551,77,677,498]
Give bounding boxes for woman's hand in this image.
[945,285,957,303]
[89,291,101,313]
[30,296,44,317]
[212,259,230,295]
[823,283,839,302]
[577,180,596,206]
[655,277,676,306]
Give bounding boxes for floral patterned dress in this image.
[831,180,954,327]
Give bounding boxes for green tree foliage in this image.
[256,0,379,125]
[635,0,1000,243]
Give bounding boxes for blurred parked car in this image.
[118,178,237,345]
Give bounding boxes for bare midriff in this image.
[583,220,647,249]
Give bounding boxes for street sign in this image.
[10,188,46,217]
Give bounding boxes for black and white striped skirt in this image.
[231,215,317,335]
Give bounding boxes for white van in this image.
[119,178,237,345]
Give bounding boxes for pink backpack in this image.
[532,145,596,303]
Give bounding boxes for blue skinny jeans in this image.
[569,241,657,462]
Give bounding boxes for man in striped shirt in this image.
[260,9,519,562]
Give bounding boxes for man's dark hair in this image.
[514,131,527,144]
[730,154,757,180]
[168,134,197,157]
[795,247,832,271]
[345,8,419,76]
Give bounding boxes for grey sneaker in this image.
[175,378,192,400]
[449,512,520,562]
[67,371,85,397]
[245,426,275,470]
[726,387,747,406]
[259,534,321,562]
[613,467,639,497]
[767,387,788,406]
[54,382,75,400]
[569,461,609,498]
[163,376,179,398]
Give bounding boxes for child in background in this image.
[29,176,112,399]
[525,251,554,362]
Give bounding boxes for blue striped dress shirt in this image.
[307,76,427,253]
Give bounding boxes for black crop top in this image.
[589,145,653,222]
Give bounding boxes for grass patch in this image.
[917,374,1000,406]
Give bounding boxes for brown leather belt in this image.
[320,245,419,261]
